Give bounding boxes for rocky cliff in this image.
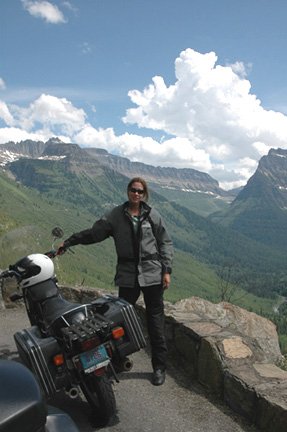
[0,138,227,196]
[236,148,287,209]
[210,147,287,250]
[86,147,226,196]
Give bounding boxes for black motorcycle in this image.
[0,359,79,432]
[0,229,146,426]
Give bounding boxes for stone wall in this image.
[162,297,287,432]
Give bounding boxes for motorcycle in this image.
[0,359,79,432]
[0,228,146,426]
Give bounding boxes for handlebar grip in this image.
[0,270,17,279]
[45,250,57,258]
[45,246,74,258]
[56,246,68,256]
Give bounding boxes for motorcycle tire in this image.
[80,374,116,426]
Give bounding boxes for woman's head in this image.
[127,177,149,202]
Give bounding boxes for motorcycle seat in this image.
[0,360,46,432]
[25,279,59,302]
[42,295,88,329]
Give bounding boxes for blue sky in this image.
[2,0,287,189]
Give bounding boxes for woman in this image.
[61,177,173,386]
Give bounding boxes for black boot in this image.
[152,369,166,386]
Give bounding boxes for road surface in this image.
[0,307,259,432]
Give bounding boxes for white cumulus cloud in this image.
[9,94,86,135]
[0,127,49,144]
[123,48,287,189]
[22,0,66,24]
[3,48,287,190]
[0,94,86,144]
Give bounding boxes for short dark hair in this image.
[127,177,149,201]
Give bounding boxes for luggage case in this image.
[14,326,61,398]
[91,295,146,358]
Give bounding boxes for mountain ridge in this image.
[0,138,235,198]
[210,147,287,251]
[85,147,231,197]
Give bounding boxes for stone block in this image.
[197,337,224,396]
[171,324,199,379]
[256,392,287,432]
[224,370,257,422]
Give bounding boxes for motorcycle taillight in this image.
[80,336,100,352]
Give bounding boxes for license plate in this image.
[79,345,110,373]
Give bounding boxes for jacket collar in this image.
[123,201,151,218]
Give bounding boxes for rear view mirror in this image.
[52,227,64,239]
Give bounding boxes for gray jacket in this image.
[64,201,173,288]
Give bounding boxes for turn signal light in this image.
[112,326,125,340]
[53,353,64,366]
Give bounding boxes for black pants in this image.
[119,284,167,371]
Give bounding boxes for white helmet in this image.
[12,254,55,288]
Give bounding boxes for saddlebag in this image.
[91,295,146,358]
[14,326,63,398]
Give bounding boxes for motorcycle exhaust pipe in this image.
[66,387,79,399]
[122,358,133,371]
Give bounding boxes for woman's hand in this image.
[56,242,67,256]
[163,272,171,290]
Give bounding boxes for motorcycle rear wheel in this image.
[80,374,116,426]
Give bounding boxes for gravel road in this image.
[0,306,259,432]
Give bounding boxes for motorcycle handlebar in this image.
[45,246,74,259]
[0,269,20,280]
[45,249,58,258]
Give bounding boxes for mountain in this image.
[0,138,235,217]
[86,148,226,195]
[0,138,220,192]
[210,148,287,251]
[86,148,238,217]
[0,139,46,162]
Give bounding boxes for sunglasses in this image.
[129,188,144,195]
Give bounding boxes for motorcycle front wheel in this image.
[80,373,116,426]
